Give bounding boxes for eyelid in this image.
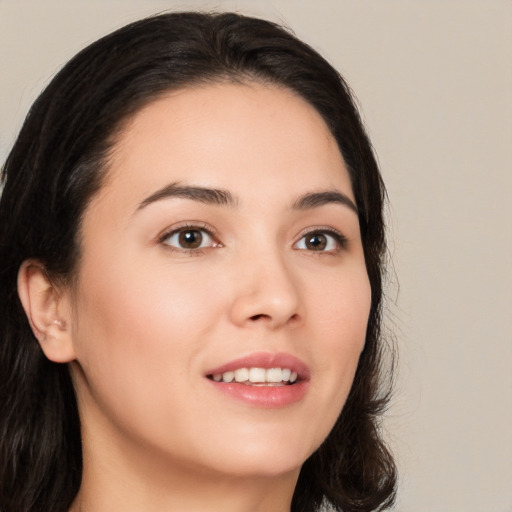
[157,222,221,251]
[293,226,348,252]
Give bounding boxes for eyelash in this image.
[158,223,221,254]
[158,224,348,254]
[294,227,348,254]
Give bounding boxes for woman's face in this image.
[66,82,371,480]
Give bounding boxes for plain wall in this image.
[1,1,511,511]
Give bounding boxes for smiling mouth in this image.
[207,367,298,386]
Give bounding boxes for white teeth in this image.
[249,368,266,382]
[213,367,298,384]
[266,368,283,383]
[222,371,235,383]
[234,368,249,382]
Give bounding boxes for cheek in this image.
[69,262,225,458]
[74,252,218,348]
[313,264,371,347]
[307,266,371,401]
[69,256,220,414]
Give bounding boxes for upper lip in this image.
[206,352,310,381]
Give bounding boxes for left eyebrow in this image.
[292,190,358,214]
[136,182,237,211]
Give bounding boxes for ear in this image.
[17,260,76,363]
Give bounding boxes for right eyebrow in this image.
[136,182,238,212]
[292,190,358,215]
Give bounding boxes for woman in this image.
[0,12,396,512]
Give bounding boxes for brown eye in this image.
[295,230,346,252]
[178,230,203,249]
[305,233,327,251]
[162,227,216,250]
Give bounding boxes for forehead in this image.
[94,82,353,211]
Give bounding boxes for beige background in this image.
[1,1,511,511]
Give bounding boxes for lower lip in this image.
[207,379,309,408]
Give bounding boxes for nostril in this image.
[248,312,300,324]
[249,314,269,321]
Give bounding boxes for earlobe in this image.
[17,260,76,363]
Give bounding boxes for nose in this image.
[228,249,302,329]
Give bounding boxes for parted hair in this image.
[0,12,396,512]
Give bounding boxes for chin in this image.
[209,454,304,480]
[194,429,318,480]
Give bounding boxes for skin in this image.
[19,82,371,512]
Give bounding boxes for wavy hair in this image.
[0,12,396,512]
